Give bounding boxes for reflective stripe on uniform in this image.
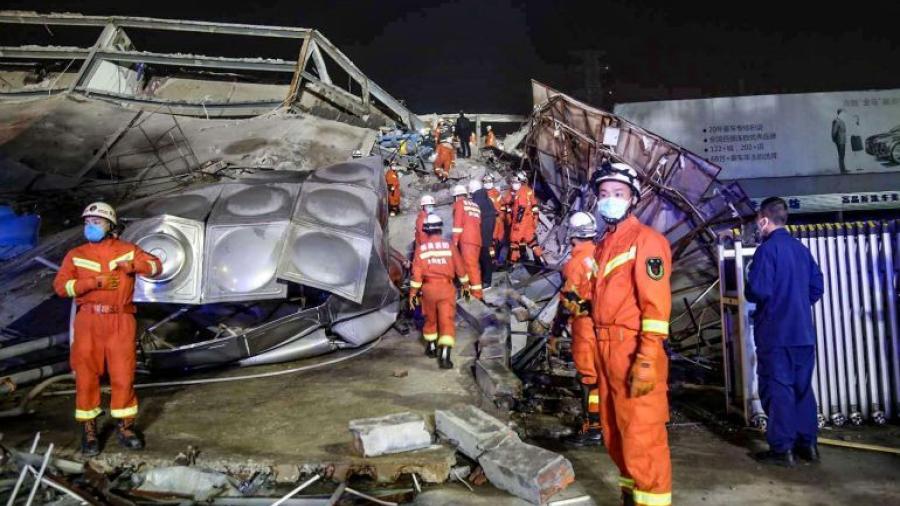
[75,407,102,420]
[420,250,453,259]
[65,279,77,298]
[423,333,438,342]
[110,405,138,419]
[452,227,464,233]
[618,477,635,490]
[633,490,671,506]
[641,319,670,335]
[459,276,469,283]
[72,257,102,272]
[438,335,455,347]
[148,260,158,276]
[410,280,423,288]
[470,284,483,290]
[603,246,637,277]
[588,394,600,404]
[109,250,134,271]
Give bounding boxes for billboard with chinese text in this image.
[615,90,900,179]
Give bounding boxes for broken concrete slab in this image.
[479,438,575,505]
[273,463,301,484]
[457,297,497,332]
[435,405,520,460]
[475,359,524,407]
[349,412,433,457]
[136,466,240,501]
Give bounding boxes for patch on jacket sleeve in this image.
[646,257,664,280]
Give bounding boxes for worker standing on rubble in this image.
[455,112,472,159]
[409,214,470,369]
[53,202,162,457]
[745,197,824,467]
[433,135,455,182]
[451,184,484,299]
[468,178,498,288]
[385,163,402,216]
[590,163,672,506]
[557,212,603,446]
[415,195,436,250]
[484,125,496,148]
[508,171,543,264]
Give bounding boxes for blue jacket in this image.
[745,228,824,351]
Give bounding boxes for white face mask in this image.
[511,182,521,191]
[597,197,630,223]
[484,182,494,189]
[424,205,435,214]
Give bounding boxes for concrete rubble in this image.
[349,411,434,457]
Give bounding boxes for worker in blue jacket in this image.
[745,197,824,467]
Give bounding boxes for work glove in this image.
[461,283,471,302]
[408,290,420,311]
[115,261,136,274]
[94,274,120,290]
[629,353,657,398]
[516,206,525,223]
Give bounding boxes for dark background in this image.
[2,0,899,113]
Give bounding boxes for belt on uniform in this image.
[595,324,638,341]
[422,277,454,285]
[78,303,136,314]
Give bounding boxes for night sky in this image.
[3,0,899,113]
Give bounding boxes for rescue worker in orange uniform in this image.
[385,163,402,216]
[53,202,162,457]
[409,214,470,369]
[433,136,455,182]
[484,125,496,148]
[415,195,436,250]
[508,171,543,264]
[556,212,603,446]
[451,184,484,299]
[590,163,672,506]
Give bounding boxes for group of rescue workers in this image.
[431,116,496,182]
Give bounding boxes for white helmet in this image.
[568,212,597,239]
[515,171,528,182]
[487,125,493,131]
[82,202,117,225]
[452,184,468,197]
[593,162,641,199]
[482,174,494,183]
[423,213,443,234]
[351,149,363,158]
[420,195,436,207]
[468,179,483,194]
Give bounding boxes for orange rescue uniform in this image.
[433,142,455,180]
[591,215,672,506]
[385,167,401,213]
[560,241,601,417]
[452,197,483,298]
[414,209,428,250]
[409,236,468,348]
[53,237,161,422]
[484,130,496,148]
[509,183,543,262]
[487,188,505,247]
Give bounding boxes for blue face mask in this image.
[84,223,107,243]
[597,197,630,223]
[424,205,435,214]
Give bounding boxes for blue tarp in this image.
[0,205,40,260]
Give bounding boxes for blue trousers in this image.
[757,345,818,452]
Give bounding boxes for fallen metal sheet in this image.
[122,185,223,222]
[122,214,205,305]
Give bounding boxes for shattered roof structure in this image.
[525,81,756,354]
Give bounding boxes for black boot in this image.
[754,449,795,467]
[438,346,454,369]
[115,418,144,450]
[794,443,820,463]
[425,341,437,358]
[81,419,100,457]
[563,421,603,447]
[622,492,635,506]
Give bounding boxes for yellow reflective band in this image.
[603,246,637,277]
[588,394,600,404]
[438,335,455,347]
[459,276,469,283]
[410,280,423,288]
[470,284,483,290]
[65,279,77,298]
[423,333,438,342]
[633,490,671,506]
[420,250,452,259]
[109,250,134,271]
[75,407,102,421]
[72,257,102,272]
[452,228,464,233]
[642,319,670,335]
[110,405,138,419]
[618,477,635,490]
[148,260,158,276]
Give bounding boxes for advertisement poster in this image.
[615,90,900,179]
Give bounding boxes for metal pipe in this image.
[807,227,831,421]
[344,487,399,506]
[825,224,849,422]
[882,221,900,416]
[797,228,821,421]
[10,449,85,475]
[835,224,859,422]
[5,433,40,506]
[271,475,321,506]
[0,374,74,419]
[858,223,883,423]
[846,223,870,420]
[868,222,892,422]
[815,226,841,424]
[25,442,53,506]
[0,334,69,361]
[1,362,70,394]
